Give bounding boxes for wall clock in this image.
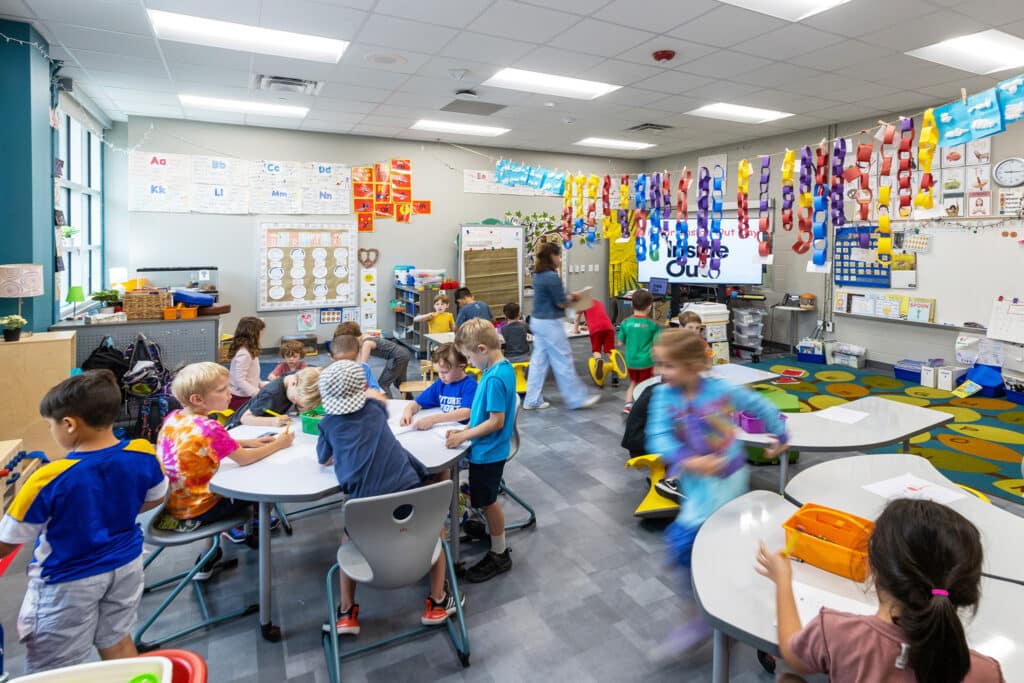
[993,157,1024,187]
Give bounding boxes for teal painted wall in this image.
[0,20,55,331]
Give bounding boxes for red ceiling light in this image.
[652,50,676,62]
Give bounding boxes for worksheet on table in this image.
[862,473,966,505]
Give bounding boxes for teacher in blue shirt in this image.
[523,242,599,411]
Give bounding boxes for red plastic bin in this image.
[139,649,207,683]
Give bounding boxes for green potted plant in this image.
[1,314,28,342]
[92,289,122,313]
[60,225,79,249]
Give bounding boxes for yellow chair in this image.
[625,455,679,519]
[511,362,529,394]
[956,484,991,503]
[465,366,482,381]
[208,409,234,426]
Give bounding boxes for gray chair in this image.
[134,506,258,651]
[322,480,469,683]
[501,399,535,531]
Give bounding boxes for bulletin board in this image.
[258,222,358,312]
[833,227,918,289]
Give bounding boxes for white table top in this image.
[692,490,1024,680]
[775,306,816,312]
[785,454,1024,585]
[210,402,468,501]
[706,363,777,386]
[737,396,952,452]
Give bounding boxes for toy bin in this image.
[733,320,764,336]
[782,504,875,582]
[301,406,325,435]
[797,351,825,364]
[733,332,762,348]
[12,656,173,682]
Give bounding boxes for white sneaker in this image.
[523,401,550,410]
[575,395,600,410]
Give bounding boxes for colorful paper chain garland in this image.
[915,109,938,210]
[756,156,772,257]
[812,142,829,266]
[737,159,752,239]
[781,149,795,232]
[794,146,813,254]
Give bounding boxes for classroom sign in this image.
[636,218,762,285]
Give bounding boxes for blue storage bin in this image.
[797,351,825,364]
[967,364,1005,398]
[894,368,921,382]
[1006,389,1024,405]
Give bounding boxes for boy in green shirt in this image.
[617,288,660,412]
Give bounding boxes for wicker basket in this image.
[123,288,173,320]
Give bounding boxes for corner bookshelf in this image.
[392,284,439,358]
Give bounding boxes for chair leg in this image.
[323,564,342,683]
[274,503,294,536]
[135,536,258,651]
[500,479,536,531]
[442,539,471,666]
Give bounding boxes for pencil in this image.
[265,410,283,417]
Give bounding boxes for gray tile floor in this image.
[2,341,1021,682]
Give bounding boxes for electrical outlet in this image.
[825,321,834,332]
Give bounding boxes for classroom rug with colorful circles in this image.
[745,358,1024,504]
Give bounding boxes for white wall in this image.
[646,114,1024,366]
[105,118,643,346]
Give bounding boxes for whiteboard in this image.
[835,222,1022,327]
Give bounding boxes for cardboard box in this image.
[920,365,937,388]
[651,300,670,327]
[834,352,866,369]
[704,323,728,342]
[938,366,967,391]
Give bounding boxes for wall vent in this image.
[626,123,672,132]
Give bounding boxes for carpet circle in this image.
[947,423,1024,445]
[862,376,905,390]
[809,395,848,410]
[994,479,1024,499]
[878,394,930,407]
[937,433,1024,463]
[905,386,954,399]
[910,431,931,444]
[825,383,870,399]
[909,447,1002,474]
[815,370,855,382]
[769,365,808,378]
[997,411,1024,426]
[949,397,1017,411]
[928,406,982,423]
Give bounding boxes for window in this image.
[56,111,103,315]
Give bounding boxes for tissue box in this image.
[920,365,938,388]
[937,366,966,391]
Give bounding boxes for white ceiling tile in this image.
[300,120,356,133]
[942,0,1024,26]
[550,18,655,58]
[806,102,887,122]
[173,82,252,99]
[242,114,303,129]
[518,0,613,15]
[915,75,999,101]
[179,111,245,126]
[166,61,251,87]
[158,42,253,71]
[593,0,717,33]
[29,0,151,34]
[384,90,453,109]
[580,59,663,86]
[749,90,843,113]
[513,46,606,75]
[102,87,182,105]
[48,24,162,59]
[355,14,458,53]
[669,6,787,48]
[469,2,581,43]
[318,81,392,101]
[71,50,167,77]
[369,106,432,121]
[799,0,935,38]
[373,0,491,28]
[348,124,404,136]
[119,103,185,117]
[684,80,767,102]
[837,54,966,88]
[858,11,987,51]
[339,44,432,74]
[675,51,772,79]
[592,85,670,106]
[396,75,463,97]
[732,62,824,89]
[250,54,340,81]
[329,64,409,89]
[311,97,377,114]
[788,39,888,72]
[824,81,902,103]
[615,37,717,67]
[307,0,377,11]
[0,0,32,20]
[83,70,177,92]
[144,0,262,25]
[257,0,365,41]
[633,70,712,93]
[734,23,845,62]
[645,94,704,113]
[440,32,535,65]
[865,90,943,113]
[303,111,366,125]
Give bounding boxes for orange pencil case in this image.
[783,504,875,582]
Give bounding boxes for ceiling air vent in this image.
[254,75,324,96]
[626,123,673,132]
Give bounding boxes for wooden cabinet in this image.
[0,331,75,457]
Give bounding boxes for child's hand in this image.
[275,416,289,427]
[275,430,295,449]
[400,405,415,426]
[268,372,279,381]
[761,437,788,461]
[445,429,467,449]
[685,454,726,476]
[755,540,792,585]
[414,417,433,431]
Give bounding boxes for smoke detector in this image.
[254,75,323,96]
[455,89,478,99]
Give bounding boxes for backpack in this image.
[123,333,170,397]
[133,393,181,443]
[81,337,130,383]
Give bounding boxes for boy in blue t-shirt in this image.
[0,371,167,673]
[454,287,493,328]
[401,342,477,429]
[446,319,517,583]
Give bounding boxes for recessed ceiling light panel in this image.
[148,9,348,63]
[717,0,852,22]
[686,102,793,124]
[574,137,655,151]
[906,30,1024,75]
[179,94,309,118]
[410,120,509,137]
[482,68,620,100]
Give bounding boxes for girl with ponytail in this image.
[756,498,1005,682]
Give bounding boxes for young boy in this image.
[454,287,493,328]
[157,362,294,575]
[617,288,661,411]
[413,293,456,334]
[317,361,462,634]
[267,339,308,381]
[500,302,530,362]
[227,366,322,428]
[446,319,518,583]
[0,370,167,673]
[330,333,388,401]
[574,298,616,383]
[334,321,410,398]
[401,343,477,428]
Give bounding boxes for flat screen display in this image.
[636,218,764,285]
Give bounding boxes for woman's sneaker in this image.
[421,589,466,625]
[323,604,360,635]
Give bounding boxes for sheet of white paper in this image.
[805,261,831,274]
[789,580,877,625]
[862,473,966,504]
[817,406,868,424]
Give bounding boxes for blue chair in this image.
[501,402,535,531]
[322,480,469,682]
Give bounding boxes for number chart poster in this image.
[258,222,358,312]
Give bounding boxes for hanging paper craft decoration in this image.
[661,171,672,258]
[709,165,726,279]
[585,175,600,248]
[853,139,873,224]
[875,124,895,263]
[619,175,630,240]
[966,88,1005,140]
[756,156,772,257]
[812,143,829,266]
[998,75,1024,124]
[794,146,813,254]
[634,174,648,262]
[674,167,692,272]
[562,172,574,247]
[601,175,611,218]
[696,167,710,272]
[934,100,972,148]
[736,159,752,239]
[830,139,846,230]
[781,149,795,232]
[915,109,938,210]
[571,174,586,249]
[649,172,661,261]
[896,118,915,217]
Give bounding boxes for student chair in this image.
[500,400,536,531]
[135,505,258,651]
[139,649,208,683]
[510,362,530,394]
[322,481,469,683]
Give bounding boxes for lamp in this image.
[0,263,44,319]
[66,285,85,319]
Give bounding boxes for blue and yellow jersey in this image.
[0,439,167,584]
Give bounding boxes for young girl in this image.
[413,293,456,334]
[757,498,1005,683]
[646,329,788,653]
[334,321,411,399]
[228,316,266,410]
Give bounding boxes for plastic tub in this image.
[783,504,874,582]
[733,309,765,324]
[736,348,761,361]
[734,321,764,336]
[12,657,173,682]
[301,406,325,435]
[733,332,762,347]
[797,351,826,364]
